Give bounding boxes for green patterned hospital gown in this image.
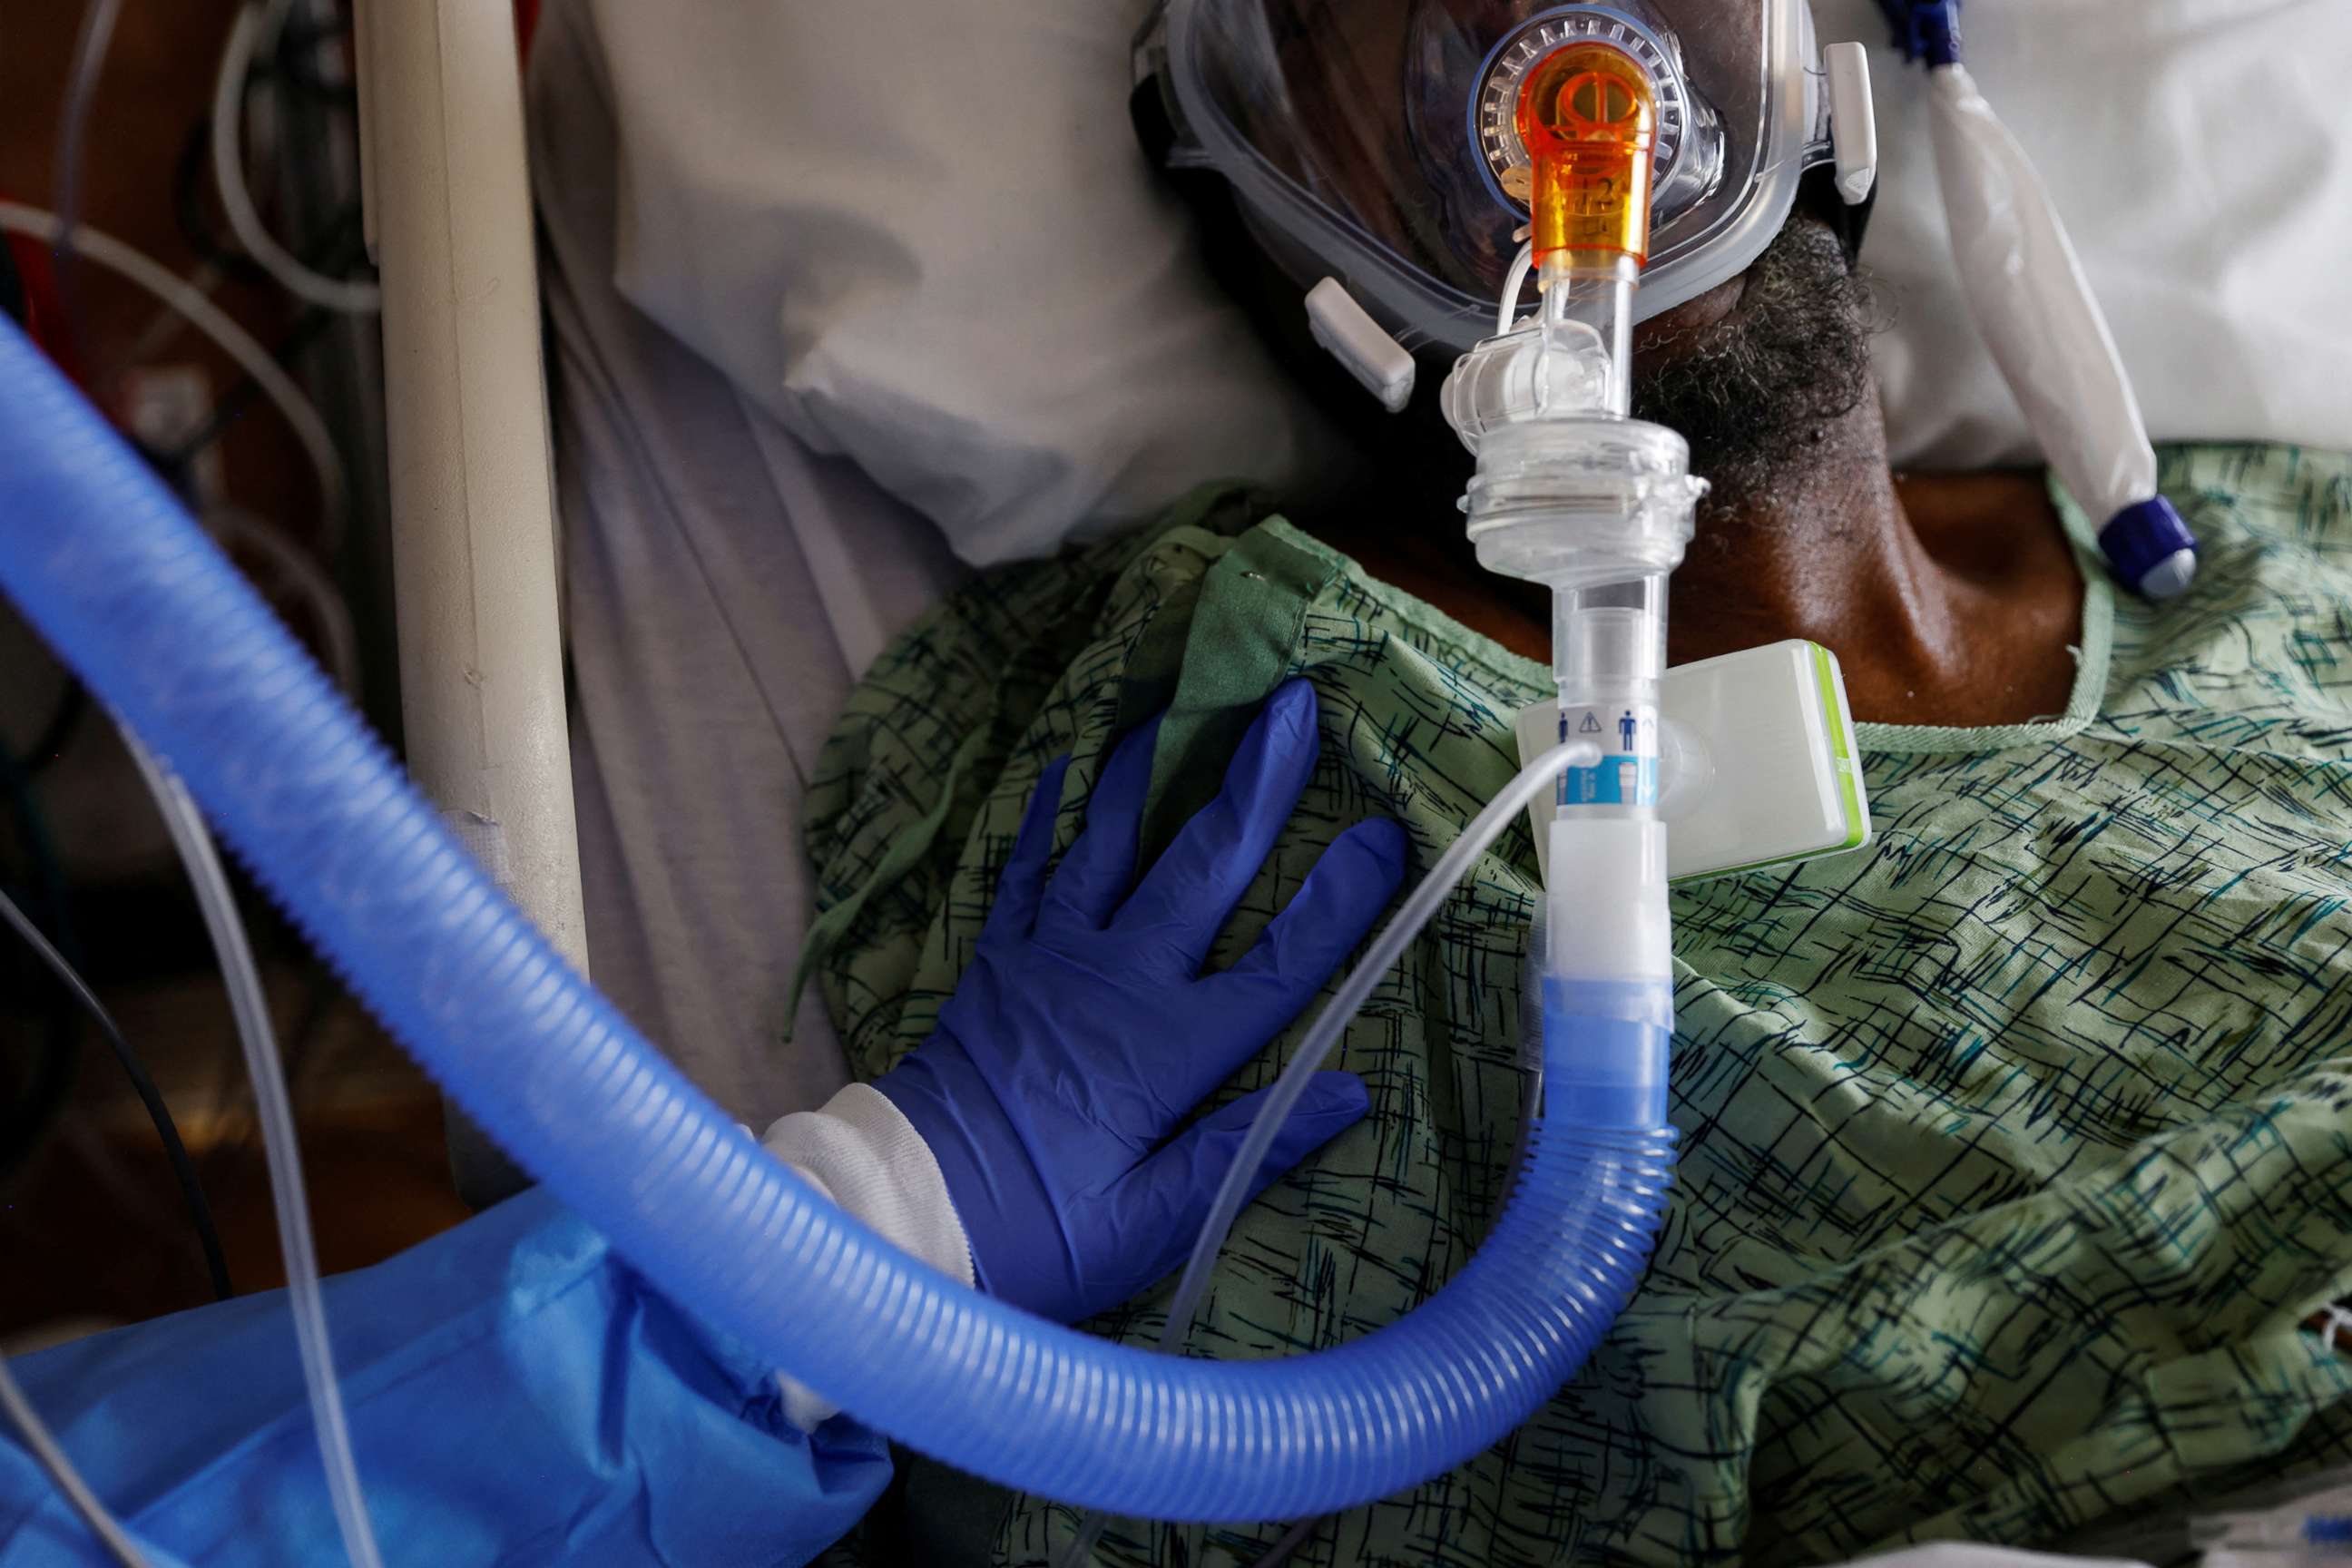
[800,445,2352,1567]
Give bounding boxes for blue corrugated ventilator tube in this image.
[0,315,1673,1521]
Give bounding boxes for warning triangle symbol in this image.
[1577,712,1602,733]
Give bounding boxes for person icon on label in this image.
[1619,710,1636,751]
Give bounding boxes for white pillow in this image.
[582,0,1336,567]
[1816,0,2352,469]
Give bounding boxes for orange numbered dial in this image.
[1516,42,1658,270]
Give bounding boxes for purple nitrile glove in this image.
[874,678,1406,1322]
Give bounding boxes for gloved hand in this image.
[872,677,1406,1323]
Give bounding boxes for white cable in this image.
[0,201,348,556]
[0,1355,151,1568]
[204,507,360,697]
[1063,738,1600,1568]
[118,725,385,1568]
[1496,240,1535,337]
[1159,736,1600,1351]
[212,3,381,315]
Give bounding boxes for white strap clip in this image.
[1826,42,1878,205]
[1305,278,1415,413]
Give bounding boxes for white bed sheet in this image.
[525,0,965,1139]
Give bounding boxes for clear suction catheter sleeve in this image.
[1922,64,2196,599]
[0,316,1673,1523]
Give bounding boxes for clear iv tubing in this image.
[119,730,385,1568]
[1497,240,1535,335]
[0,1357,148,1568]
[1065,750,1591,1565]
[0,315,1673,1523]
[51,0,126,368]
[1155,734,1599,1353]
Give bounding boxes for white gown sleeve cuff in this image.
[760,1082,973,1429]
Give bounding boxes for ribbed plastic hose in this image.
[0,317,1673,1521]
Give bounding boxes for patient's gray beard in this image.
[1631,220,1877,505]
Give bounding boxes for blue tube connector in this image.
[1877,0,1963,67]
[1544,978,1673,1128]
[2099,495,2199,601]
[0,316,1674,1523]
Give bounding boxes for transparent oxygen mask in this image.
[1140,0,1828,355]
[1442,27,1706,599]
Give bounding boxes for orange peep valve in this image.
[1516,42,1658,270]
